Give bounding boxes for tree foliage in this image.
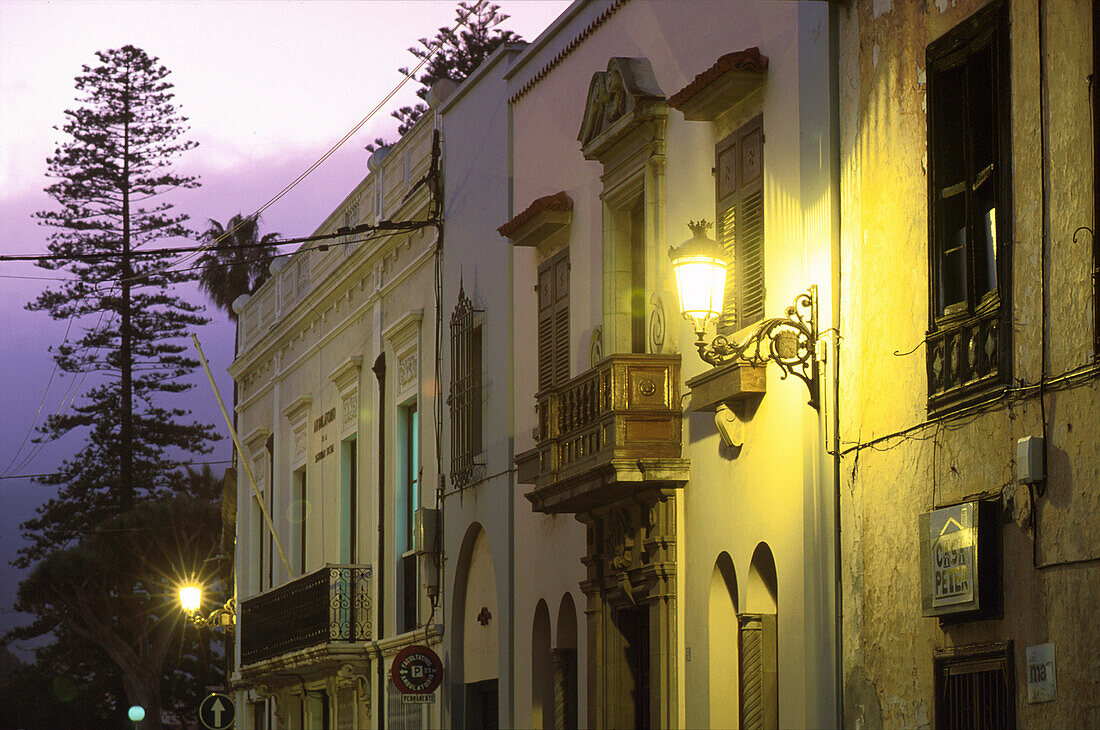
[197,214,280,321]
[20,45,215,566]
[368,0,521,150]
[8,497,227,729]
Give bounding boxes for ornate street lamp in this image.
[669,221,819,409]
[179,584,236,631]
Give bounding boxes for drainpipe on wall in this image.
[372,352,387,726]
[828,2,845,726]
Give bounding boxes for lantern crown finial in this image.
[688,219,713,237]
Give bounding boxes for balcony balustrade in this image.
[517,353,689,514]
[240,564,372,667]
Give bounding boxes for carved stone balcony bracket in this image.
[685,359,767,413]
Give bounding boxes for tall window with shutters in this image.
[538,249,570,392]
[925,1,1011,411]
[716,116,765,334]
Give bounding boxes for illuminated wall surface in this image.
[839,0,1100,726]
[225,0,1099,727]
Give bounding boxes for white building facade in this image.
[502,1,841,727]
[229,112,444,729]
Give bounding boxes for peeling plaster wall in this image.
[839,0,1100,726]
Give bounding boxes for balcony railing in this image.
[517,354,685,513]
[240,564,372,666]
[926,303,1007,413]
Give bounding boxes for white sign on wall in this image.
[1026,643,1056,703]
[928,503,975,608]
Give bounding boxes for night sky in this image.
[0,0,570,658]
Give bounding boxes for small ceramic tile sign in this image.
[1026,643,1056,703]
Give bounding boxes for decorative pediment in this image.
[577,57,667,162]
[498,191,573,247]
[668,47,769,121]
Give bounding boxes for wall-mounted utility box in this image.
[414,508,439,554]
[920,500,1002,620]
[1017,436,1045,484]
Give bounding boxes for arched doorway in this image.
[454,525,500,729]
[532,600,553,729]
[709,552,739,728]
[554,594,579,730]
[741,542,778,730]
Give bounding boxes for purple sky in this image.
[0,0,570,658]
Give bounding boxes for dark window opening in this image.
[346,437,357,563]
[926,1,1012,411]
[934,641,1015,730]
[293,467,307,575]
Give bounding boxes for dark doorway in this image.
[464,678,499,729]
[616,607,650,730]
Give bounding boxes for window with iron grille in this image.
[934,641,1014,730]
[537,249,570,391]
[926,0,1012,412]
[716,116,765,335]
[448,283,483,489]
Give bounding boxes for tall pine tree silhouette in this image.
[20,45,215,566]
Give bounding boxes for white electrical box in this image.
[1017,436,1044,484]
[414,508,439,554]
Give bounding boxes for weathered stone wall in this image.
[839,0,1100,725]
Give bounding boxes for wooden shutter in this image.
[537,249,570,391]
[739,613,777,730]
[716,116,765,334]
[553,252,570,386]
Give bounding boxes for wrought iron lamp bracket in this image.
[188,597,237,632]
[694,286,820,409]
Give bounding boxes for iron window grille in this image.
[925,0,1012,412]
[934,641,1014,730]
[448,282,484,489]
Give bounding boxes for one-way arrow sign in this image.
[198,692,235,729]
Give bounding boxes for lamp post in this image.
[669,221,820,409]
[179,584,236,631]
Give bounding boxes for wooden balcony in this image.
[240,564,372,668]
[517,353,690,514]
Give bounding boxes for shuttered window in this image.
[738,613,777,730]
[537,249,570,391]
[716,116,765,334]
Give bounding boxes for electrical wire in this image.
[0,459,233,481]
[117,10,466,288]
[836,360,1100,459]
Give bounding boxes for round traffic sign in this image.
[391,644,443,695]
[198,692,235,730]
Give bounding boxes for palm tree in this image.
[197,214,280,320]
